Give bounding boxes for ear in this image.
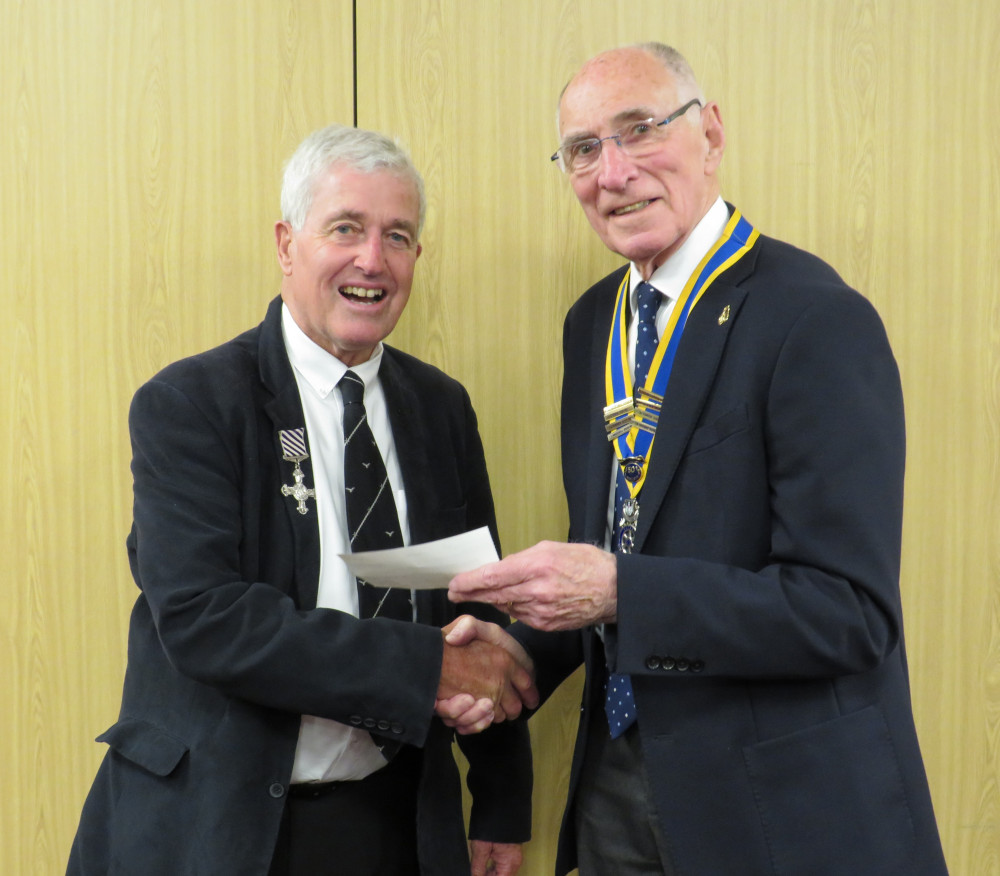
[275,221,294,276]
[701,102,726,175]
[415,242,423,261]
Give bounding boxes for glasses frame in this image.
[550,98,703,173]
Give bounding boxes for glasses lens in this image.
[619,121,657,154]
[563,139,600,173]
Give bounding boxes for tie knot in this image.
[636,282,661,326]
[338,370,365,406]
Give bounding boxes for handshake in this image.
[434,615,539,735]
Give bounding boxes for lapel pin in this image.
[718,305,731,326]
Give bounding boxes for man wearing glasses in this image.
[447,42,947,875]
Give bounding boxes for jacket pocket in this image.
[686,404,749,456]
[743,705,917,875]
[97,717,189,777]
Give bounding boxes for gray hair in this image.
[631,42,705,104]
[280,124,426,234]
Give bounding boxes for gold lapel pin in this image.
[718,305,731,326]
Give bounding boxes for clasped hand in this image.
[435,616,539,734]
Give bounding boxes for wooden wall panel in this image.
[358,1,999,873]
[0,2,354,873]
[3,0,997,874]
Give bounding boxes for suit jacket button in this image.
[376,720,390,732]
[363,718,376,729]
[676,659,690,672]
[662,656,676,671]
[391,722,405,735]
[268,783,285,799]
[349,715,363,726]
[691,660,705,673]
[645,656,662,670]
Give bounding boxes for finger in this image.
[448,562,513,602]
[434,693,476,720]
[511,669,540,710]
[437,696,495,730]
[442,614,481,646]
[470,840,491,876]
[495,629,534,673]
[497,683,524,721]
[453,709,496,735]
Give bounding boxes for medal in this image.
[279,428,316,515]
[617,496,640,553]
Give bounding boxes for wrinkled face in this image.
[276,164,422,365]
[558,48,724,278]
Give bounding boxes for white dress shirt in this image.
[281,303,411,783]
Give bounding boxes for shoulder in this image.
[140,326,261,399]
[567,264,629,320]
[740,233,885,328]
[752,234,846,288]
[129,323,267,434]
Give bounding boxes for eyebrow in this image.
[324,209,418,238]
[561,107,659,144]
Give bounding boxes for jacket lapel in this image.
[377,350,435,543]
[258,297,322,609]
[633,241,760,553]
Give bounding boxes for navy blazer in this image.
[516,223,947,875]
[68,297,531,876]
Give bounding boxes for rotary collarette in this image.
[603,209,759,552]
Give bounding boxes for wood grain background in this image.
[3,1,997,873]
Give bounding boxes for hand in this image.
[470,840,523,875]
[435,616,539,734]
[436,616,539,733]
[449,541,618,632]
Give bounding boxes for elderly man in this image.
[448,43,947,875]
[68,124,535,876]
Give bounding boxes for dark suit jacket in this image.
[516,224,947,875]
[68,296,531,876]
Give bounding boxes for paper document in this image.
[338,526,498,591]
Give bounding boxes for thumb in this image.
[442,614,481,646]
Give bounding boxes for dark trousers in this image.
[574,663,676,876]
[268,746,421,876]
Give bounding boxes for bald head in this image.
[557,43,704,130]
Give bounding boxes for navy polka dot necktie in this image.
[606,281,661,739]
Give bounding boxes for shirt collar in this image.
[629,196,730,308]
[281,303,383,399]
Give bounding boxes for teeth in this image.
[613,201,650,216]
[342,286,383,299]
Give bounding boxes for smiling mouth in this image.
[611,200,652,217]
[340,285,386,303]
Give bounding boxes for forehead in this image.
[559,49,679,137]
[309,164,420,224]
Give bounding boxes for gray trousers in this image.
[574,683,676,876]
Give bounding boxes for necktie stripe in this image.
[338,370,408,622]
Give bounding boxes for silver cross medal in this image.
[279,428,315,515]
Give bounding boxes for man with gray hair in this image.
[67,124,535,876]
[448,43,947,874]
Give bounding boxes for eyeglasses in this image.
[550,99,703,174]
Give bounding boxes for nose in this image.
[354,233,385,274]
[595,139,637,191]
